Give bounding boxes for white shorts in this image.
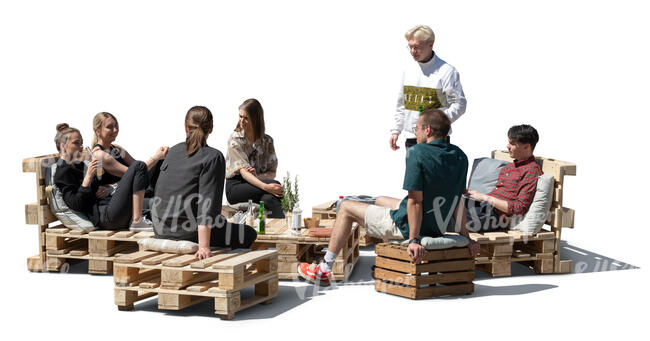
[364,205,405,240]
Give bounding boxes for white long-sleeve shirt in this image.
[392,53,466,138]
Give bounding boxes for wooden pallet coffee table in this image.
[248,218,360,281]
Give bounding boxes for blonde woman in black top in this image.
[90,112,167,196]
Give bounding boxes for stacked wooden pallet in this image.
[312,200,382,247]
[471,231,561,276]
[469,151,576,276]
[23,154,144,273]
[374,243,475,299]
[23,153,64,272]
[251,218,359,281]
[113,249,279,320]
[44,226,151,274]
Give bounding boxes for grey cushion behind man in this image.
[47,163,96,232]
[467,157,510,194]
[446,157,509,232]
[511,174,554,234]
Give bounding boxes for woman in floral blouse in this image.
[225,98,285,218]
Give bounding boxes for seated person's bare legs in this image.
[375,196,401,210]
[328,200,369,255]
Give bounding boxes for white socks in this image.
[319,250,337,273]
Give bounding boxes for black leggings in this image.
[226,176,285,218]
[98,161,149,230]
[188,219,258,249]
[145,160,162,198]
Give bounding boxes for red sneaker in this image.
[297,262,331,287]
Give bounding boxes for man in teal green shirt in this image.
[298,109,477,287]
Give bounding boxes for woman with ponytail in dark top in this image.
[151,106,257,260]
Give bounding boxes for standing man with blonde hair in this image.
[390,25,467,150]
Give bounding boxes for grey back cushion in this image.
[48,163,96,232]
[511,174,554,234]
[468,157,510,194]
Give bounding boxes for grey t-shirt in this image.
[152,142,225,241]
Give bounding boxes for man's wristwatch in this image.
[408,237,421,245]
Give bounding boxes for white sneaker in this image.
[129,216,153,232]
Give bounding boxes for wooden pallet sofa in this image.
[470,150,576,276]
[23,154,147,273]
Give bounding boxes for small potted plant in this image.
[281,172,300,228]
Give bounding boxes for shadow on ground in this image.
[33,241,640,319]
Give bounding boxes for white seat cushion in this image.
[392,234,469,250]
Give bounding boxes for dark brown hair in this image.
[185,106,213,156]
[235,98,265,142]
[420,109,450,139]
[508,124,539,151]
[54,123,81,152]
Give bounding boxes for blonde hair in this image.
[91,112,119,147]
[54,123,81,153]
[405,25,435,44]
[185,106,213,156]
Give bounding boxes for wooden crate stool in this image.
[469,150,576,277]
[114,249,279,320]
[374,243,475,299]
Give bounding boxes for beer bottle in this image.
[258,201,265,235]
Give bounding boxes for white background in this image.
[1,0,648,339]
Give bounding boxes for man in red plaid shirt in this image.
[465,125,543,231]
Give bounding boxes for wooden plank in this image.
[187,280,220,292]
[25,203,39,225]
[375,280,474,299]
[374,243,471,262]
[142,253,184,266]
[547,207,575,228]
[88,260,113,274]
[113,231,135,238]
[115,250,161,264]
[161,271,218,290]
[190,251,238,269]
[47,227,70,234]
[161,254,200,267]
[558,260,572,274]
[476,259,511,277]
[212,250,277,271]
[133,231,155,239]
[416,259,475,273]
[69,249,89,256]
[375,256,474,274]
[374,267,474,287]
[312,200,337,214]
[27,255,44,272]
[22,154,58,173]
[89,230,116,237]
[140,282,160,289]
